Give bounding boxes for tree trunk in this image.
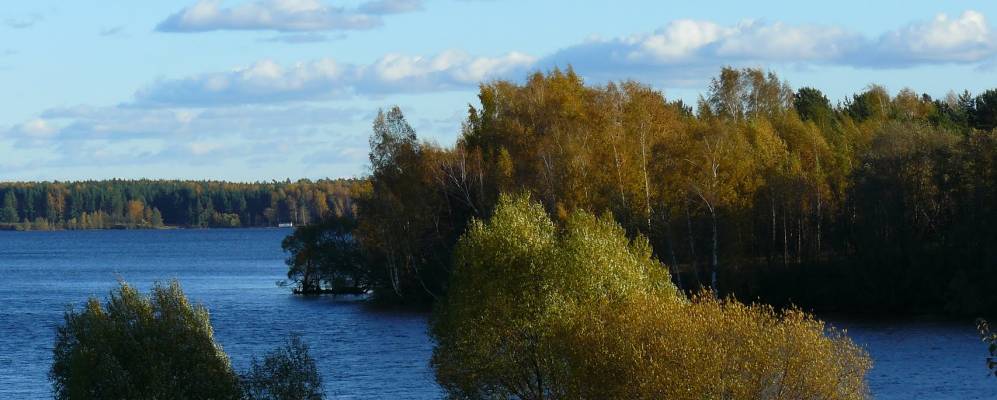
[797,216,803,264]
[664,216,682,290]
[815,188,822,261]
[710,209,719,292]
[684,198,701,288]
[770,191,777,266]
[782,208,788,266]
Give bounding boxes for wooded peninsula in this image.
[279,67,997,317]
[6,66,997,318]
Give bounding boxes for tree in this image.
[242,334,324,400]
[431,194,870,399]
[50,280,241,400]
[1,191,18,223]
[431,194,677,400]
[794,87,833,123]
[150,207,164,227]
[126,200,145,225]
[282,216,366,294]
[973,89,997,131]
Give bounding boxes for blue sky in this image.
[2,0,997,181]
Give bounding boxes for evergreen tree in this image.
[1,191,18,223]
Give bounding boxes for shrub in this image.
[242,334,324,400]
[50,280,241,400]
[431,194,870,399]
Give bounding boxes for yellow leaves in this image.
[558,293,870,399]
[434,194,870,399]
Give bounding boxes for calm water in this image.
[0,229,995,399]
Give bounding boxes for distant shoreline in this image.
[0,224,295,232]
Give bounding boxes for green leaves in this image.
[50,280,242,400]
[432,193,678,399]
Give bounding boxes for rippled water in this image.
[0,229,440,399]
[836,319,997,399]
[0,229,995,399]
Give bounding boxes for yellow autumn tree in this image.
[432,194,870,400]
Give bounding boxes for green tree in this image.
[794,87,833,123]
[282,216,366,294]
[242,334,324,400]
[431,194,677,399]
[974,89,997,131]
[50,281,241,400]
[1,191,18,223]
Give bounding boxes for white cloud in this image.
[156,0,422,33]
[10,118,57,138]
[2,104,366,147]
[870,10,996,65]
[134,51,536,106]
[542,10,997,84]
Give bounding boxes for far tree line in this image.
[0,179,363,230]
[284,66,997,316]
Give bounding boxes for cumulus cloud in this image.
[156,0,422,33]
[542,10,997,83]
[14,104,367,144]
[868,10,997,66]
[0,103,373,177]
[134,50,536,106]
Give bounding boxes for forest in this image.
[0,179,362,230]
[283,66,997,316]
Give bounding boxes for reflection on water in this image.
[1,229,995,399]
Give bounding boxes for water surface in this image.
[0,229,440,399]
[1,229,995,399]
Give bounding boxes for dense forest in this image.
[0,179,363,230]
[284,66,997,316]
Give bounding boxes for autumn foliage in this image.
[431,194,870,399]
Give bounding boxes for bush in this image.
[50,280,241,400]
[431,194,870,399]
[242,334,324,400]
[556,293,870,399]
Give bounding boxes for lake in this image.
[0,229,995,399]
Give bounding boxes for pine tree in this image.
[1,191,19,223]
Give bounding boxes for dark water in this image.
[0,229,995,399]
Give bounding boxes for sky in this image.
[2,0,997,182]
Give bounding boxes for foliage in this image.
[978,319,997,377]
[431,193,676,399]
[282,215,366,294]
[431,194,870,399]
[0,179,363,230]
[50,280,241,400]
[242,334,324,400]
[337,67,997,315]
[354,107,475,304]
[556,293,870,399]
